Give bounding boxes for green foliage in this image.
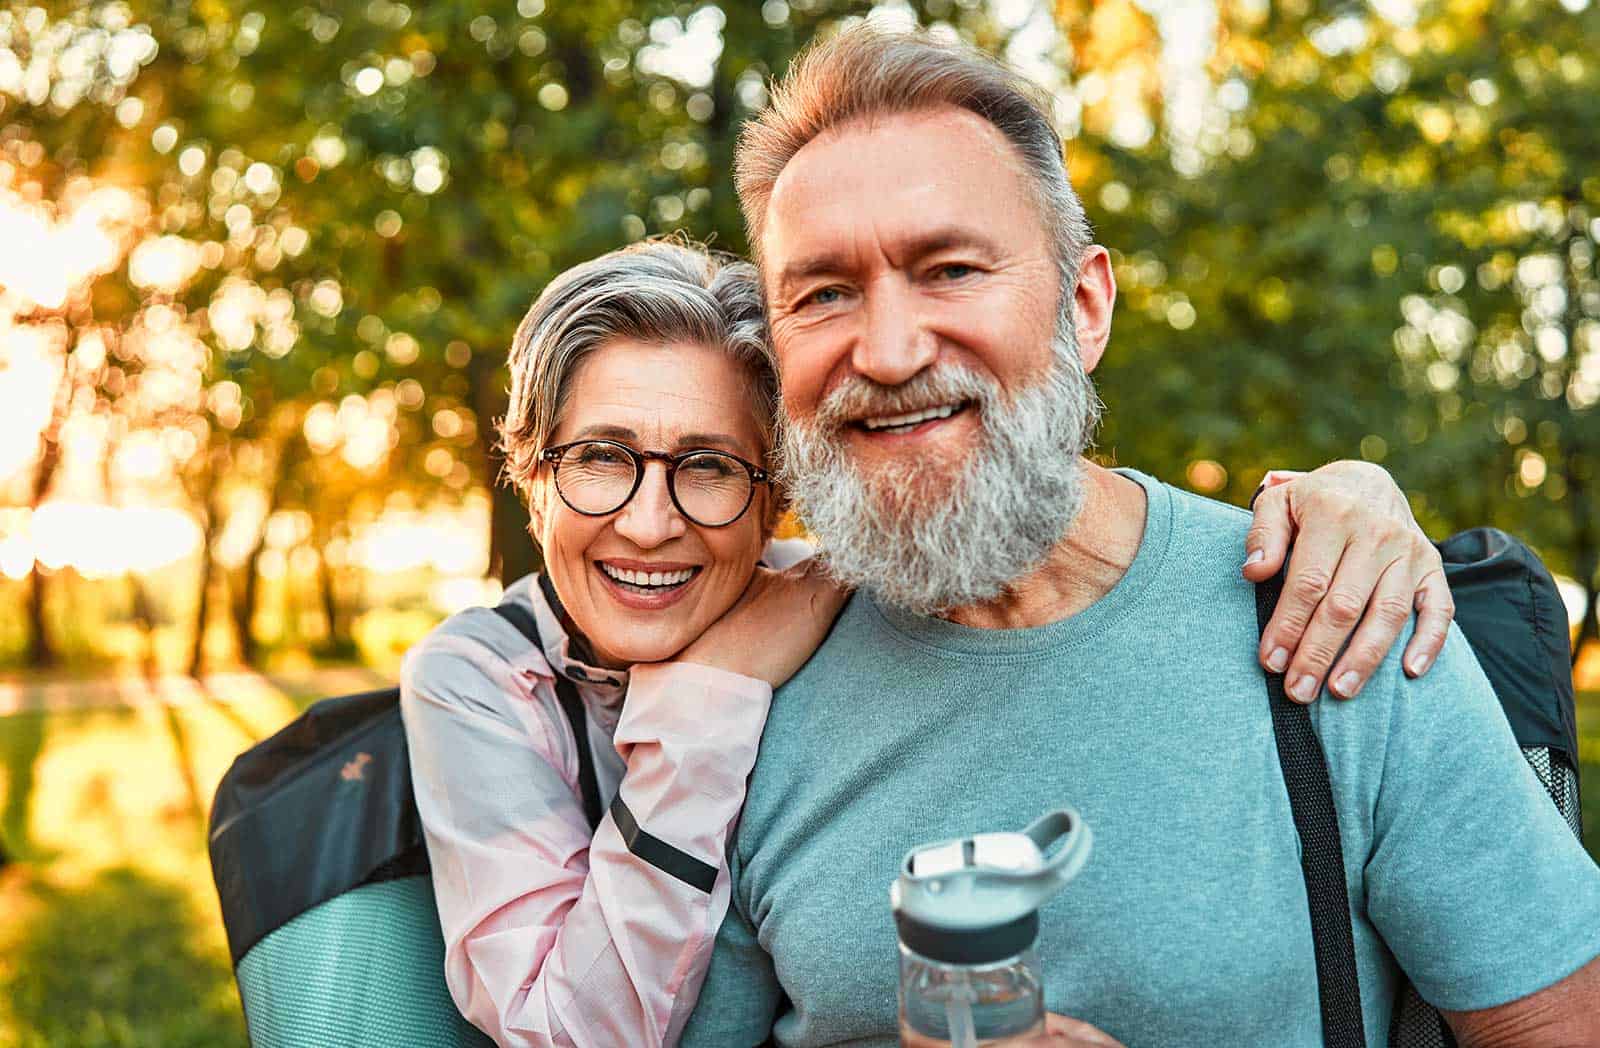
[1071,0,1600,641]
[3,0,1598,654]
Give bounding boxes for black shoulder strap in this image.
[492,600,603,831]
[1255,572,1368,1048]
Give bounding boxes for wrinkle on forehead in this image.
[763,106,1047,282]
[552,341,767,458]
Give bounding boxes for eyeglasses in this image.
[539,439,770,528]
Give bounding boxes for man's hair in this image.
[497,237,777,501]
[734,26,1093,284]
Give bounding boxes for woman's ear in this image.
[524,473,548,543]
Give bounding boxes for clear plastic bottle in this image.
[891,809,1091,1048]
[898,945,1044,1047]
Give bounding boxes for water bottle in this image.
[891,809,1092,1048]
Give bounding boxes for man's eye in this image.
[802,286,843,308]
[936,263,976,280]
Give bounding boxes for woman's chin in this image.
[592,632,698,669]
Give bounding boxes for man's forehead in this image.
[758,106,1036,276]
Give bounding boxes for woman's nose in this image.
[611,462,686,548]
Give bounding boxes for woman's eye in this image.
[684,455,736,476]
[578,446,626,465]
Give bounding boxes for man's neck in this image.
[941,462,1148,630]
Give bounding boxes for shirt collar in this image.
[505,573,629,705]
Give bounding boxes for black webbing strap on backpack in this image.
[1255,571,1368,1048]
[491,601,603,831]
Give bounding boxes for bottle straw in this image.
[945,973,978,1048]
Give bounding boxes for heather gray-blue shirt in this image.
[679,469,1600,1047]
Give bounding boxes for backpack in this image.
[1256,527,1583,1048]
[208,600,603,1048]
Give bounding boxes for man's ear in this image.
[1071,246,1116,375]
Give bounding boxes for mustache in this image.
[812,363,998,430]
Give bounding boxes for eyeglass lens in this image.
[553,442,753,526]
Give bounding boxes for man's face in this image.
[759,105,1102,613]
[761,106,1063,492]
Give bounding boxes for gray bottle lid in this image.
[890,808,1092,965]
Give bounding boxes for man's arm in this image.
[677,870,786,1047]
[1442,954,1600,1047]
[1353,626,1600,1034]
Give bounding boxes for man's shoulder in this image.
[1142,472,1254,553]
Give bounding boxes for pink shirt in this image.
[400,558,801,1047]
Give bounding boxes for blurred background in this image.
[1,0,1597,1043]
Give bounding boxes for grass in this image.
[0,668,381,1048]
[0,674,1596,1045]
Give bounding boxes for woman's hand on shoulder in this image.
[1242,460,1453,702]
[675,559,850,689]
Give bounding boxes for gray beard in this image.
[778,317,1102,615]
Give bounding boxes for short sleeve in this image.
[1360,626,1600,1011]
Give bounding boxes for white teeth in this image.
[599,563,695,588]
[861,403,961,432]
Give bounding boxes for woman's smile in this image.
[593,558,704,610]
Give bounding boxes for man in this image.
[678,28,1600,1048]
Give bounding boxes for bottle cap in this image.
[890,808,1092,965]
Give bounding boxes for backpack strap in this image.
[1256,572,1368,1048]
[492,599,603,831]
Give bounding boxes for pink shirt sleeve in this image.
[401,630,771,1048]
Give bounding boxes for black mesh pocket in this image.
[1522,746,1582,840]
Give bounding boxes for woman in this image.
[400,239,1448,1047]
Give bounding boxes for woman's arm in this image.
[400,623,771,1048]
[1241,460,1454,702]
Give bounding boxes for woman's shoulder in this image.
[400,581,554,712]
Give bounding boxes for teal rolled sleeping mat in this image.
[208,686,492,1048]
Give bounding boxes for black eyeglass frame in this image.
[539,439,771,528]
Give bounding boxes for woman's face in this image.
[530,338,773,668]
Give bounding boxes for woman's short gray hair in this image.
[497,238,777,500]
[735,26,1092,292]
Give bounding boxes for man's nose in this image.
[851,278,937,387]
[611,462,686,548]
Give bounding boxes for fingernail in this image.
[1266,647,1289,673]
[1334,671,1361,698]
[1244,549,1265,568]
[1406,652,1431,676]
[1290,675,1318,702]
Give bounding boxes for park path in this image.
[0,664,394,874]
[0,665,391,718]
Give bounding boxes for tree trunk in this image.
[189,552,215,676]
[312,518,355,656]
[317,544,340,646]
[24,389,67,669]
[231,546,265,666]
[231,433,301,666]
[128,574,160,679]
[187,452,223,676]
[24,566,55,668]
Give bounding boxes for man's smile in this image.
[856,401,971,435]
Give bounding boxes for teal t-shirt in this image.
[680,470,1600,1047]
